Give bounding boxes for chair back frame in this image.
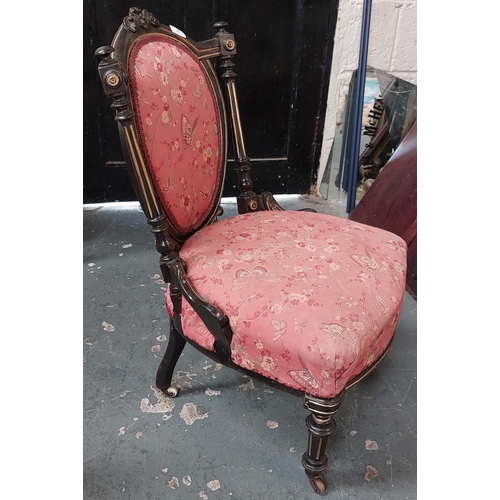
[96,8,238,356]
[96,8,229,244]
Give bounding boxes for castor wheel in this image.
[162,384,180,397]
[308,475,326,494]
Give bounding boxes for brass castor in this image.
[162,384,180,397]
[308,475,326,494]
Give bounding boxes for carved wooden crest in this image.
[123,7,160,33]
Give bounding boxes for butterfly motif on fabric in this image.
[350,253,379,271]
[134,57,152,79]
[271,319,287,341]
[211,120,218,136]
[376,295,389,316]
[288,353,321,392]
[320,323,345,337]
[193,82,202,99]
[137,94,149,107]
[277,249,298,260]
[232,266,282,291]
[162,171,174,194]
[383,242,397,251]
[181,115,198,149]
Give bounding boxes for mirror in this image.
[320,68,417,206]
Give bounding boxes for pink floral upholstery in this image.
[166,211,407,399]
[129,36,223,234]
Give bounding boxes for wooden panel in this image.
[83,0,339,203]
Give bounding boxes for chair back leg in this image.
[155,321,186,397]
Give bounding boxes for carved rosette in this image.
[123,7,160,33]
[94,46,133,122]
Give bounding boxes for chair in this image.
[95,7,408,494]
[349,122,417,299]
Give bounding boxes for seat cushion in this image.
[166,211,407,398]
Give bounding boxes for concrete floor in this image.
[83,195,417,499]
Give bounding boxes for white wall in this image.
[317,0,417,193]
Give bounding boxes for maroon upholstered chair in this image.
[95,7,408,494]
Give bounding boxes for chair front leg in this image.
[302,392,345,494]
[155,320,186,397]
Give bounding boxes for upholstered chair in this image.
[95,7,408,493]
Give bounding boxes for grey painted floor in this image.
[83,195,417,499]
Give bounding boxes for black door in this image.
[84,0,339,203]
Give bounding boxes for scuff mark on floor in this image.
[151,345,161,355]
[84,338,97,346]
[135,431,142,439]
[172,370,198,389]
[205,388,221,396]
[175,370,198,380]
[207,479,221,491]
[122,243,133,248]
[364,465,379,481]
[140,385,175,419]
[289,447,297,453]
[167,477,179,489]
[238,380,255,391]
[199,492,208,500]
[350,430,357,436]
[156,334,167,342]
[386,443,394,487]
[179,402,209,425]
[365,439,378,450]
[198,363,224,381]
[102,321,115,332]
[118,427,125,435]
[182,475,192,485]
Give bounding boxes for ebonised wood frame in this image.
[95,7,392,494]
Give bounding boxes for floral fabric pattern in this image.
[166,211,407,398]
[129,36,223,234]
